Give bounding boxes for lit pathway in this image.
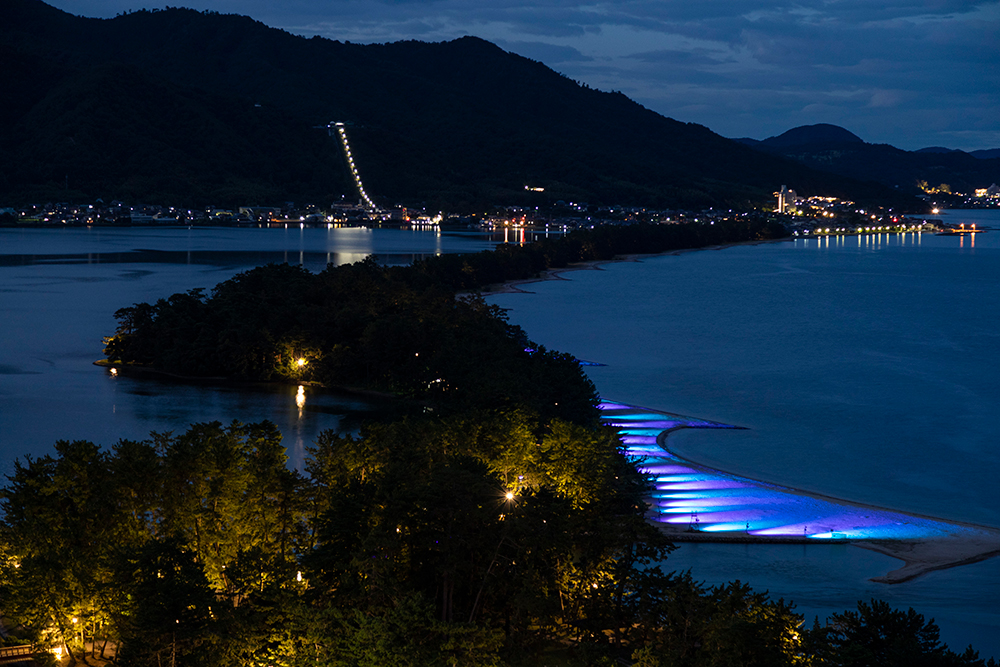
[599,401,1000,581]
[331,122,378,211]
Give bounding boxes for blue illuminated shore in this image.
[600,401,1000,583]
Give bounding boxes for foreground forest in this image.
[2,220,995,665]
[3,422,994,666]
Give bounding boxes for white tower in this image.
[775,185,789,213]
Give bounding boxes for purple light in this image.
[645,465,699,475]
[619,436,658,444]
[598,402,633,411]
[608,420,683,430]
[601,401,996,542]
[662,480,757,491]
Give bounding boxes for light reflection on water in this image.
[488,209,1000,657]
[601,402,989,541]
[3,216,999,655]
[104,371,393,470]
[0,225,498,470]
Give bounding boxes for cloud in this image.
[43,0,1000,151]
[626,48,737,66]
[495,40,593,64]
[867,89,906,109]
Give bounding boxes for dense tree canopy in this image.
[3,219,994,664]
[102,220,787,424]
[2,421,994,665]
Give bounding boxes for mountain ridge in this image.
[1,0,920,210]
[733,123,999,194]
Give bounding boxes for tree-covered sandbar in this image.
[3,219,996,664]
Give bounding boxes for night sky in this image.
[45,0,1000,152]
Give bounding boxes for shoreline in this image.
[480,236,792,295]
[482,242,1000,584]
[482,237,1000,584]
[654,428,1000,584]
[100,235,1000,584]
[92,359,406,402]
[635,416,1000,584]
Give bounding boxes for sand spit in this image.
[859,536,1000,584]
[598,402,1000,584]
[480,237,790,295]
[482,245,1000,584]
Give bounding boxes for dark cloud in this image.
[496,40,593,64]
[45,0,1000,151]
[626,48,737,66]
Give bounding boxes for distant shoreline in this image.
[656,425,1000,584]
[478,236,792,296]
[489,245,1000,584]
[92,359,404,403]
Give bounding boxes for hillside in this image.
[0,0,916,210]
[735,124,1000,196]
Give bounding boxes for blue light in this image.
[600,401,999,543]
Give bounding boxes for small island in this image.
[2,220,995,665]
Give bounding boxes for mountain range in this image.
[1,0,994,211]
[734,124,999,195]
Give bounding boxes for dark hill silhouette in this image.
[735,124,1000,195]
[915,147,965,154]
[762,124,864,147]
[0,0,915,209]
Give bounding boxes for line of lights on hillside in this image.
[332,122,377,211]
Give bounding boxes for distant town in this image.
[5,185,996,240]
[3,111,994,235]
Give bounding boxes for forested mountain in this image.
[0,0,914,210]
[735,124,1000,196]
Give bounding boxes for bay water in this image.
[2,215,998,655]
[488,209,1000,656]
[0,225,497,469]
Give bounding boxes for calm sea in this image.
[488,209,1000,657]
[0,225,499,469]
[1,214,998,656]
